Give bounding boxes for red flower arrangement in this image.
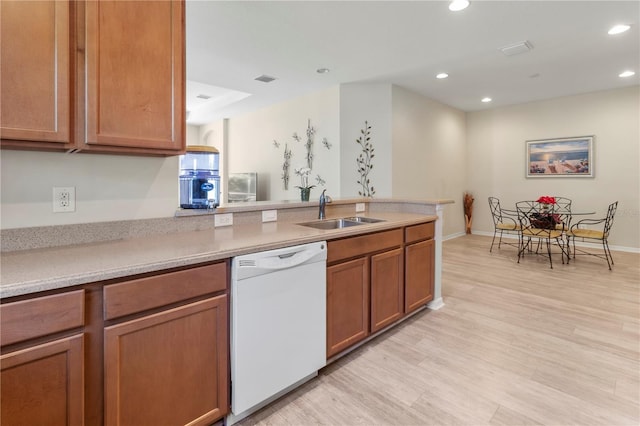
[536,196,556,205]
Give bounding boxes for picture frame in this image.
[526,136,594,178]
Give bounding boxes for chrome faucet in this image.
[318,189,330,219]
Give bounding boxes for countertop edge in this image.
[1,213,437,299]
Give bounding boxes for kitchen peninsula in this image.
[0,198,452,425]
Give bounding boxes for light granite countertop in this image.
[0,212,437,299]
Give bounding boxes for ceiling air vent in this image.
[500,40,533,57]
[254,75,277,83]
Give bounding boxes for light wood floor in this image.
[237,235,640,425]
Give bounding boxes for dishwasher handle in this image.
[257,244,324,270]
[233,241,327,280]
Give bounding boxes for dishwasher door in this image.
[230,241,327,422]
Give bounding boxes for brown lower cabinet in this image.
[405,238,435,313]
[371,248,404,332]
[326,228,404,358]
[0,290,86,426]
[326,257,370,357]
[1,334,84,426]
[0,261,229,426]
[104,296,228,426]
[326,221,435,359]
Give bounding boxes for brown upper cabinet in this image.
[1,0,185,155]
[0,0,74,149]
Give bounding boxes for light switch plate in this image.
[262,210,277,222]
[214,213,233,227]
[355,203,366,213]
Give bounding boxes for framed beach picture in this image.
[526,136,594,178]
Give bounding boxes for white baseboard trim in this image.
[427,297,445,310]
[443,231,466,241]
[448,230,640,254]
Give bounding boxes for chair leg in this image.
[498,230,504,249]
[546,238,553,269]
[558,237,566,264]
[603,239,614,270]
[490,230,497,252]
[517,235,523,263]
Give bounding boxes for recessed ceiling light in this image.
[608,24,631,35]
[436,73,449,79]
[449,0,469,12]
[619,70,636,78]
[316,68,330,74]
[481,97,492,103]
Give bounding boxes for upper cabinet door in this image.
[83,0,185,153]
[0,1,72,147]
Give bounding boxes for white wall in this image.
[467,86,640,249]
[225,86,341,202]
[391,86,467,237]
[0,150,179,229]
[339,83,393,198]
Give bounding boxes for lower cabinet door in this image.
[1,334,84,426]
[405,239,435,314]
[370,248,404,332]
[104,296,228,426]
[326,257,369,358]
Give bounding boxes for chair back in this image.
[553,197,572,214]
[603,201,618,237]
[488,197,503,226]
[516,200,562,231]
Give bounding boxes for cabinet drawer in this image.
[405,221,435,244]
[104,262,227,321]
[328,229,403,264]
[1,290,85,346]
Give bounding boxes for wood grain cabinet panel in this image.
[327,221,436,359]
[83,0,185,153]
[103,262,227,320]
[1,289,85,347]
[104,296,228,426]
[405,221,435,244]
[0,334,84,426]
[405,238,435,314]
[326,258,369,358]
[370,248,404,333]
[0,0,73,148]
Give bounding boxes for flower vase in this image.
[300,188,311,202]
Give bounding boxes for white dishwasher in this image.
[228,241,327,425]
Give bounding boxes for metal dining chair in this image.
[515,200,567,268]
[568,201,618,270]
[488,197,520,252]
[552,196,572,229]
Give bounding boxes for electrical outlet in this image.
[214,213,233,227]
[355,203,366,213]
[262,210,277,222]
[53,187,76,213]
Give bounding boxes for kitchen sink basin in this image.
[298,218,365,230]
[341,216,386,223]
[297,216,386,230]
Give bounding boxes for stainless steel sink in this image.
[298,218,365,230]
[297,216,386,230]
[341,216,386,223]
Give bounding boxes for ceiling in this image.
[185,1,639,125]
